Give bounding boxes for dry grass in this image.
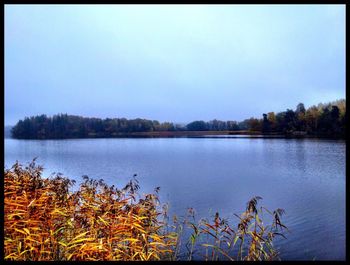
[4,159,288,261]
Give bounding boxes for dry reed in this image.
[4,159,288,261]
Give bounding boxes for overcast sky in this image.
[5,4,345,125]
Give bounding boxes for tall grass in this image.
[4,159,288,261]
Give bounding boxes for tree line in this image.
[11,99,345,139]
[240,99,346,137]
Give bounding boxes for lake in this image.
[4,137,345,260]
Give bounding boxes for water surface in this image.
[4,138,345,260]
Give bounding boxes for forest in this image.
[10,99,346,139]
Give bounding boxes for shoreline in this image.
[6,130,345,140]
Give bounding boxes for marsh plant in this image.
[4,159,288,261]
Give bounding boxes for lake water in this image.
[4,137,346,260]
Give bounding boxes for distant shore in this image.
[6,130,345,140]
[106,130,284,138]
[97,130,344,139]
[9,100,345,140]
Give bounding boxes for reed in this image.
[4,159,288,261]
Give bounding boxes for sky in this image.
[5,4,345,125]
